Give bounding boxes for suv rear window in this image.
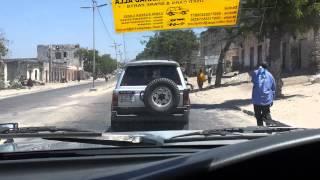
[121,65,182,86]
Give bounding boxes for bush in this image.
[0,80,5,89]
[9,80,24,89]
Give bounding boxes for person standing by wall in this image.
[251,62,276,126]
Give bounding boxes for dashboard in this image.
[1,129,320,179]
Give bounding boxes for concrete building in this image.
[3,58,43,83]
[1,44,87,87]
[37,44,84,82]
[181,50,203,76]
[0,60,5,88]
[200,29,240,74]
[239,29,315,72]
[200,27,316,74]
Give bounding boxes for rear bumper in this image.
[111,109,189,123]
[112,106,190,115]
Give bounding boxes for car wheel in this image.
[110,116,121,132]
[181,122,189,130]
[144,78,180,114]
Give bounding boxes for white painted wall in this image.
[4,63,8,87]
[27,70,30,79]
[26,68,40,80]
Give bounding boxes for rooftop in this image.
[3,58,38,63]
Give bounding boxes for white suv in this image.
[111,60,190,131]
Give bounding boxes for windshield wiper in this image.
[0,124,163,146]
[167,126,304,142]
[46,134,164,146]
[0,126,102,138]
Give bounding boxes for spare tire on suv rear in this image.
[144,78,180,114]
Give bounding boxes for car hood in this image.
[0,130,246,153]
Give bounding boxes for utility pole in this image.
[122,34,127,63]
[81,0,107,91]
[49,45,52,82]
[111,40,121,69]
[118,50,123,69]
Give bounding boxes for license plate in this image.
[119,94,134,103]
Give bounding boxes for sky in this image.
[0,0,205,61]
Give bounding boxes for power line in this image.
[80,0,107,90]
[111,40,121,69]
[96,5,114,42]
[122,34,127,62]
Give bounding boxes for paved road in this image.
[0,81,112,132]
[0,81,255,132]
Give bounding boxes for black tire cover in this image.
[144,78,180,114]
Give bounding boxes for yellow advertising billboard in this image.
[112,0,240,33]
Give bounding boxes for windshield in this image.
[0,0,320,152]
[121,65,181,86]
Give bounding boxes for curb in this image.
[231,106,255,116]
[232,105,290,127]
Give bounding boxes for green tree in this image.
[75,48,117,75]
[0,32,8,58]
[212,28,242,87]
[242,0,320,96]
[214,0,314,96]
[97,54,117,75]
[303,0,320,74]
[136,30,199,63]
[75,48,98,74]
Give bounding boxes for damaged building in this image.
[2,44,88,86]
[37,44,86,82]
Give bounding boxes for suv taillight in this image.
[183,90,190,106]
[112,93,118,107]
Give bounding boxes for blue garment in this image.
[251,67,276,105]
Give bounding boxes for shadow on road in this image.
[190,81,250,94]
[192,94,305,111]
[277,94,307,100]
[106,122,187,132]
[192,99,251,110]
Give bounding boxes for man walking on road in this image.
[251,62,276,126]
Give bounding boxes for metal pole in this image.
[113,40,118,69]
[92,0,96,89]
[111,40,121,70]
[81,2,107,90]
[122,34,127,63]
[49,45,52,82]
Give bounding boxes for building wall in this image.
[240,34,269,69]
[7,61,27,81]
[42,62,49,83]
[200,29,240,73]
[37,45,50,62]
[0,60,4,81]
[37,44,83,82]
[240,29,314,72]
